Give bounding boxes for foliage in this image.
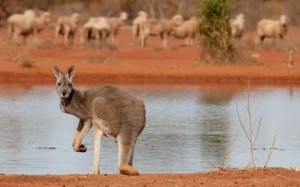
[197,0,237,64]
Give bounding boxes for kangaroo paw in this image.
[90,169,99,174]
[79,144,87,152]
[74,144,87,152]
[119,165,139,176]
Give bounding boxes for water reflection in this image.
[0,84,299,174]
[196,86,235,167]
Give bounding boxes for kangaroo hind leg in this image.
[90,123,103,174]
[117,134,139,176]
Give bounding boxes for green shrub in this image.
[198,0,237,64]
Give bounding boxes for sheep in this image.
[80,16,113,47]
[7,9,36,44]
[80,17,98,44]
[107,11,128,44]
[230,13,245,40]
[172,16,199,45]
[33,11,51,33]
[54,13,80,46]
[138,14,184,48]
[7,10,51,45]
[92,17,111,47]
[256,14,289,43]
[132,11,148,45]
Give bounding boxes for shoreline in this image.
[0,168,299,187]
[1,71,300,86]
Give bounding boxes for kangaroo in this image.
[52,65,146,175]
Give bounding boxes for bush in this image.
[198,0,237,64]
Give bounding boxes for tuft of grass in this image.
[257,39,299,52]
[20,55,34,68]
[86,55,118,64]
[27,38,53,49]
[94,42,118,50]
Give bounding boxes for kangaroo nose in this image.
[62,90,67,96]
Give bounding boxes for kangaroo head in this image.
[53,65,75,99]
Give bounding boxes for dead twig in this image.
[237,77,261,168]
[209,129,240,170]
[263,133,278,169]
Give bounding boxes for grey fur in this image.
[53,65,146,174]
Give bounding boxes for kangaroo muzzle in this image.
[60,89,69,98]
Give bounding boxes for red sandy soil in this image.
[1,25,300,186]
[0,26,300,85]
[0,168,299,187]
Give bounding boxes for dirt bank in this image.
[0,168,299,187]
[0,27,300,85]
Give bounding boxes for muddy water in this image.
[0,85,299,174]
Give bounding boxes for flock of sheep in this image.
[7,9,50,45]
[6,9,290,48]
[230,13,289,43]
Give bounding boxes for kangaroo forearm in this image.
[73,119,92,152]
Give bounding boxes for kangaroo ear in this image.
[66,65,75,80]
[53,66,62,79]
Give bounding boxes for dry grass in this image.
[86,55,118,64]
[243,37,300,52]
[19,55,34,68]
[29,38,53,49]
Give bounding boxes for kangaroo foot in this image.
[90,168,99,174]
[74,144,87,152]
[119,165,139,176]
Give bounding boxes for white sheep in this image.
[172,16,199,45]
[257,14,289,43]
[138,14,184,47]
[8,10,51,45]
[107,11,128,44]
[7,9,36,44]
[80,17,98,44]
[132,11,148,45]
[33,11,51,33]
[54,13,80,46]
[230,13,245,39]
[92,17,111,47]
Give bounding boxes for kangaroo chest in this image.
[60,100,90,120]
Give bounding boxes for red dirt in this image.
[0,168,299,187]
[1,27,300,85]
[1,26,300,186]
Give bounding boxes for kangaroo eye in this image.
[68,83,72,86]
[58,83,61,86]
